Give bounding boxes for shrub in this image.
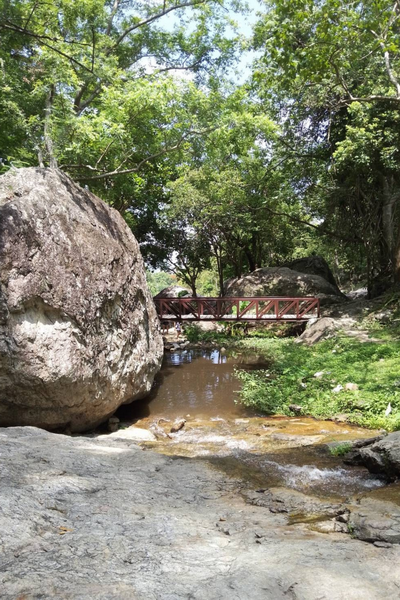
[329,442,353,456]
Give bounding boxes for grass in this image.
[235,335,400,431]
[329,442,353,456]
[182,307,400,431]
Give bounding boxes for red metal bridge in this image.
[155,296,320,322]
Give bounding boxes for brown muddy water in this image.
[118,349,266,421]
[116,349,387,501]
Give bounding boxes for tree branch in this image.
[73,141,186,180]
[106,0,121,36]
[113,0,207,48]
[153,57,204,75]
[339,94,400,106]
[67,126,216,180]
[44,84,57,169]
[262,204,361,244]
[2,22,96,75]
[2,20,91,46]
[23,0,39,31]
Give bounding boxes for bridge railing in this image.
[155,296,320,322]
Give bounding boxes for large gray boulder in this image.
[296,316,361,345]
[0,168,163,432]
[286,256,343,294]
[346,432,400,479]
[224,267,344,305]
[154,285,191,298]
[1,426,400,598]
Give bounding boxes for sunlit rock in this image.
[0,168,163,432]
[224,267,344,306]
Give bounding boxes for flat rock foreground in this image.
[1,427,400,600]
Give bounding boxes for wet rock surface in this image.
[245,482,400,545]
[1,426,400,600]
[0,168,163,431]
[244,486,343,519]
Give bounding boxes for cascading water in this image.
[116,348,387,501]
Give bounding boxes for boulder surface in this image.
[225,266,343,305]
[286,255,343,294]
[0,168,163,431]
[1,426,400,599]
[345,431,400,479]
[154,285,191,298]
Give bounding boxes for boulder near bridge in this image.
[155,296,320,322]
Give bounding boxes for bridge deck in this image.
[155,296,320,322]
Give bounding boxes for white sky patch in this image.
[135,55,196,81]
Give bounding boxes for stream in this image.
[116,349,389,502]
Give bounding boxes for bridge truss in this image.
[155,296,320,322]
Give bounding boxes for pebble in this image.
[344,383,359,391]
[170,419,186,433]
[332,384,344,393]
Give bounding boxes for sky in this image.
[152,0,264,82]
[236,0,264,80]
[238,0,264,37]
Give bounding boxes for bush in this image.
[184,323,202,342]
[329,442,353,456]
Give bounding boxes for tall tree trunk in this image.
[381,175,400,278]
[44,84,58,169]
[393,227,400,283]
[189,275,197,298]
[243,247,256,272]
[211,241,225,296]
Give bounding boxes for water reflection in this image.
[117,349,266,421]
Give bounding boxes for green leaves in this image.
[237,335,400,430]
[0,0,246,172]
[250,0,400,287]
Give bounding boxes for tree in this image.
[252,0,400,290]
[0,0,244,175]
[165,95,308,294]
[146,270,176,296]
[1,0,254,280]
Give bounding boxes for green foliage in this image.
[220,321,248,337]
[236,336,400,430]
[329,443,353,457]
[5,0,400,291]
[184,323,203,343]
[0,0,246,186]
[196,269,219,296]
[252,0,400,288]
[146,270,176,296]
